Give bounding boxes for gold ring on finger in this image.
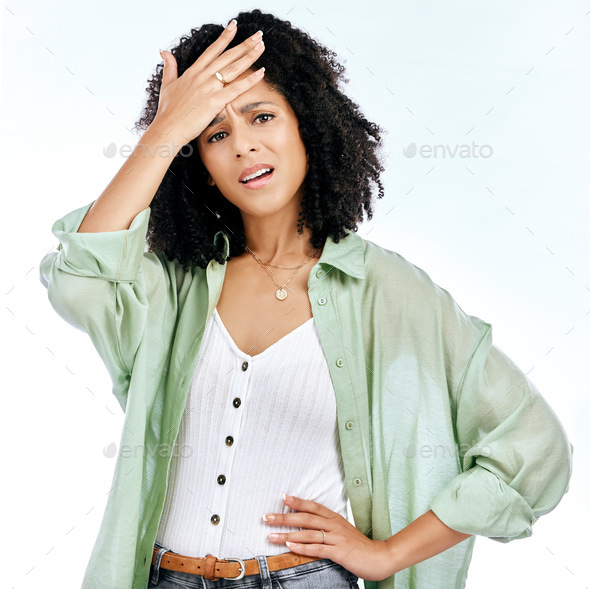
[215,71,228,86]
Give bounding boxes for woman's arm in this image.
[77,121,182,233]
[39,203,177,411]
[428,323,573,541]
[384,509,472,576]
[263,495,472,582]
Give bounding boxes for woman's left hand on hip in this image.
[262,494,393,582]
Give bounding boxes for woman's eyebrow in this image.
[206,101,280,128]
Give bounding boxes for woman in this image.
[39,9,573,589]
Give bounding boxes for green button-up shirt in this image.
[39,201,573,589]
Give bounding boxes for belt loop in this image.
[150,545,170,585]
[255,555,272,589]
[204,554,219,581]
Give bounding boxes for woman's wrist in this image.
[142,118,187,157]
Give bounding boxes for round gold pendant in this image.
[276,288,288,301]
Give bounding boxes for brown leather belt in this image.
[152,547,323,581]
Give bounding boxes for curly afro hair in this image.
[133,8,386,272]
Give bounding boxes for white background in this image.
[1,1,588,587]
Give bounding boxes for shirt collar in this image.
[213,228,365,280]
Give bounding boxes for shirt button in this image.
[336,358,344,367]
[225,436,234,446]
[353,478,362,486]
[211,514,220,525]
[316,269,325,278]
[217,474,226,485]
[345,421,354,430]
[233,398,241,408]
[242,361,249,371]
[318,297,327,305]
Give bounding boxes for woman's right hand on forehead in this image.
[153,20,266,147]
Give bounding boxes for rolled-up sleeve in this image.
[429,322,574,542]
[39,200,166,411]
[40,200,151,283]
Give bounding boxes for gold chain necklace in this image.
[245,245,319,301]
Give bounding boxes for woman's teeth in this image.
[241,168,273,183]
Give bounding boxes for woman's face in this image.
[196,71,309,221]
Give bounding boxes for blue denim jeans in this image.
[148,542,360,588]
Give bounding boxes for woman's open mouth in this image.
[239,168,274,190]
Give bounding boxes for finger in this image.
[217,66,266,100]
[269,530,331,545]
[203,31,264,81]
[285,540,331,557]
[189,21,238,72]
[160,50,177,90]
[262,510,324,530]
[283,495,337,519]
[216,39,265,84]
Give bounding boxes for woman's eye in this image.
[254,113,274,123]
[208,131,226,143]
[207,113,275,143]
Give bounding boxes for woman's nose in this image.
[231,124,260,156]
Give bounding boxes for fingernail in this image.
[269,533,279,540]
[227,19,237,30]
[262,514,275,522]
[283,494,292,502]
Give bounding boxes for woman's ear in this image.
[205,169,216,187]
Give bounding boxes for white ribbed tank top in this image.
[155,307,349,559]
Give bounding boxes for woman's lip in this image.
[239,169,274,190]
